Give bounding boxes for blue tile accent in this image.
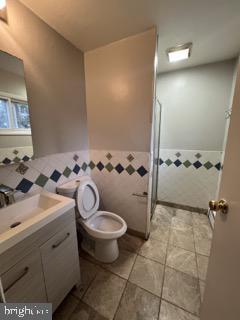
[193,161,202,169]
[159,158,164,165]
[174,159,182,167]
[3,158,11,165]
[50,169,61,182]
[115,163,124,174]
[16,178,33,193]
[137,166,148,177]
[215,162,221,171]
[22,155,30,162]
[96,162,104,171]
[73,164,80,174]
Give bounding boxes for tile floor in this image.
[53,205,213,320]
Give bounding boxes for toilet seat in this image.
[80,211,127,240]
[76,179,99,219]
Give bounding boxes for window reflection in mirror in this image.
[0,51,33,166]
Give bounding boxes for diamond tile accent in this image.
[193,161,202,169]
[137,166,148,177]
[105,163,114,172]
[35,174,49,187]
[89,161,96,170]
[106,153,113,160]
[165,159,173,166]
[3,158,11,165]
[63,166,72,178]
[16,163,29,175]
[115,163,124,174]
[174,159,182,167]
[159,158,164,165]
[22,155,30,162]
[204,161,213,170]
[73,164,80,174]
[13,157,21,163]
[126,164,135,175]
[50,169,61,182]
[13,149,19,155]
[82,162,88,171]
[127,154,134,162]
[175,152,181,157]
[183,160,192,168]
[97,162,104,171]
[195,153,202,159]
[73,154,79,161]
[16,178,33,193]
[215,162,221,171]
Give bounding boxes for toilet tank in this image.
[57,176,91,198]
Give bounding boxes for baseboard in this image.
[157,200,208,215]
[127,227,146,239]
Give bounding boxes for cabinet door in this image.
[40,222,80,312]
[1,250,47,303]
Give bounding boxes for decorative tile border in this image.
[0,146,34,165]
[159,151,222,171]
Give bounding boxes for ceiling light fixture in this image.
[166,42,192,63]
[0,0,7,22]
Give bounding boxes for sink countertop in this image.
[0,191,75,255]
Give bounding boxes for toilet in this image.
[57,176,127,263]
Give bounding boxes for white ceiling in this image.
[20,0,240,73]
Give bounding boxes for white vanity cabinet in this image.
[0,208,80,312]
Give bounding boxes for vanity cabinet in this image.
[1,250,47,303]
[40,222,80,311]
[0,209,80,312]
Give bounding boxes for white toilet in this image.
[57,176,127,263]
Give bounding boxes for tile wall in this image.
[0,150,90,199]
[0,146,33,165]
[90,150,150,235]
[157,149,222,209]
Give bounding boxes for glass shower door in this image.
[151,98,162,217]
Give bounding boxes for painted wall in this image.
[0,2,89,199]
[156,60,236,209]
[85,29,156,234]
[0,0,88,158]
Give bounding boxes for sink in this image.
[0,192,75,254]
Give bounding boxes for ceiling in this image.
[20,0,240,73]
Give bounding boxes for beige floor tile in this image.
[118,233,144,253]
[166,245,198,278]
[69,301,107,320]
[102,249,137,279]
[150,223,170,243]
[196,254,209,281]
[194,235,212,256]
[53,295,79,320]
[171,217,193,232]
[169,228,195,252]
[115,282,160,320]
[159,300,199,320]
[129,255,164,297]
[193,222,212,240]
[162,267,201,316]
[139,238,168,264]
[72,257,100,299]
[83,269,126,319]
[175,209,193,225]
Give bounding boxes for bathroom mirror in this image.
[0,51,33,166]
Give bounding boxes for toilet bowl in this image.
[57,176,127,263]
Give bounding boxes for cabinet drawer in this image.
[40,222,80,312]
[1,250,47,303]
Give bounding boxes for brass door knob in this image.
[209,199,229,214]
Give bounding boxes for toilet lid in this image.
[77,179,99,219]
